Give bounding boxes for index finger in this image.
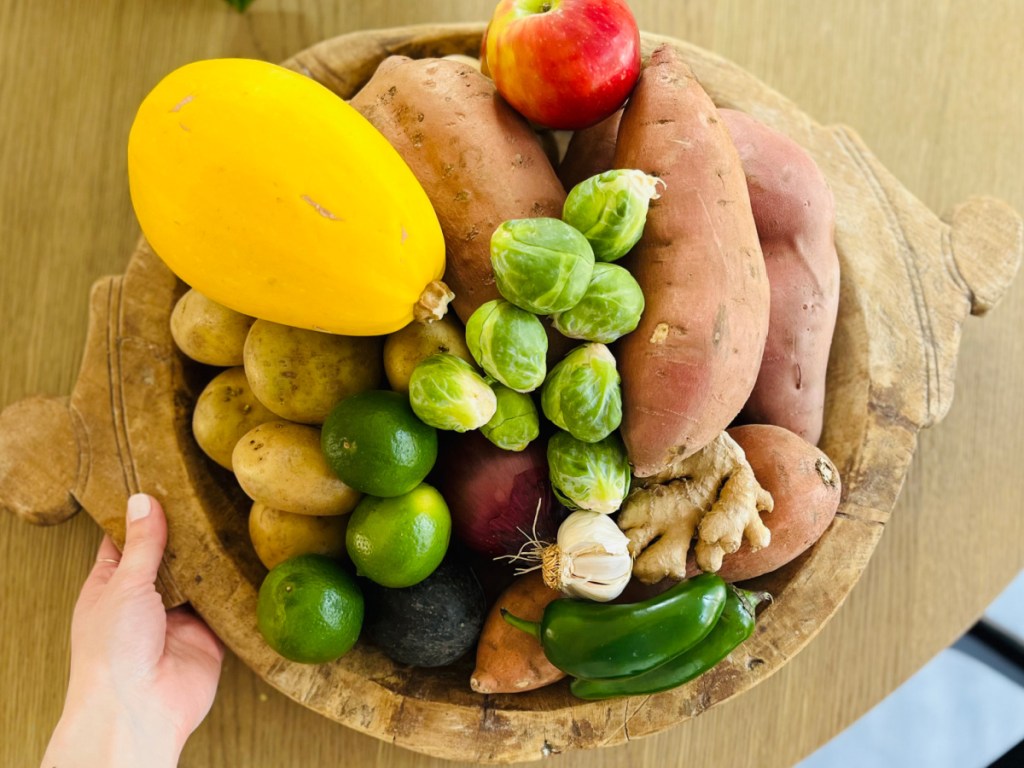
[96,533,122,563]
[75,534,123,610]
[87,534,123,585]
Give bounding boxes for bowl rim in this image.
[107,21,993,764]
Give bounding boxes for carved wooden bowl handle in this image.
[944,196,1023,316]
[0,273,187,607]
[0,395,83,526]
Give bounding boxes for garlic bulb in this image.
[542,510,632,602]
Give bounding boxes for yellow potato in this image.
[243,319,383,424]
[232,421,361,516]
[383,314,473,393]
[192,367,277,470]
[170,288,254,366]
[248,501,348,570]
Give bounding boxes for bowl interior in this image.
[131,23,927,763]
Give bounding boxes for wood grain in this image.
[5,20,1017,760]
[2,1,1022,767]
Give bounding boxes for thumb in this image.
[113,493,168,589]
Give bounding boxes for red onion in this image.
[433,431,561,558]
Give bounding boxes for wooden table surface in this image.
[2,1,1022,766]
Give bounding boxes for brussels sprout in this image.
[409,353,497,432]
[480,382,540,451]
[562,169,663,262]
[490,218,595,314]
[465,300,548,393]
[547,431,631,514]
[551,263,645,343]
[541,343,622,443]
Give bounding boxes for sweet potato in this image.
[686,424,841,581]
[557,109,621,191]
[722,109,840,445]
[559,110,839,445]
[350,56,566,325]
[613,46,770,478]
[470,571,565,694]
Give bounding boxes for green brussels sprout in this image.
[480,382,540,451]
[547,430,631,514]
[408,353,497,432]
[562,169,663,262]
[490,217,595,314]
[465,300,548,393]
[551,263,645,343]
[541,343,621,443]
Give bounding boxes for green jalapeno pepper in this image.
[501,572,727,680]
[569,586,769,700]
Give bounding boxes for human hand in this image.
[42,494,224,768]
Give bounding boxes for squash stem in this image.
[414,280,454,324]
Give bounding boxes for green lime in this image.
[346,483,452,588]
[256,553,363,664]
[321,390,438,498]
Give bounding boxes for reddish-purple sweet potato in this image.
[722,109,840,445]
[686,424,842,581]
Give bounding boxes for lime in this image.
[346,483,452,588]
[321,390,437,498]
[256,554,363,664]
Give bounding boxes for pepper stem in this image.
[731,586,772,617]
[501,609,542,641]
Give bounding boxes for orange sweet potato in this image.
[470,571,565,694]
[613,46,771,477]
[722,109,840,445]
[557,109,622,191]
[686,424,841,581]
[350,56,566,325]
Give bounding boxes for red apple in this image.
[484,0,641,130]
[480,21,492,76]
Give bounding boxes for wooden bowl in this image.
[1,23,1021,764]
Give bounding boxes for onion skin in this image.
[434,430,560,558]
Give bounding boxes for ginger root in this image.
[618,431,773,583]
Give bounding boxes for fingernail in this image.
[127,493,152,522]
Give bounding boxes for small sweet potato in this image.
[686,424,841,581]
[613,46,770,478]
[557,109,622,191]
[470,571,565,694]
[350,56,566,325]
[721,109,840,445]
